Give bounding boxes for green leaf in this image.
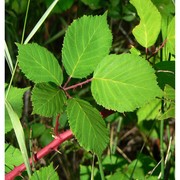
[151,0,175,17]
[62,12,112,78]
[130,0,161,48]
[126,154,160,179]
[108,172,130,180]
[102,154,128,172]
[67,98,109,156]
[17,43,63,85]
[154,61,175,89]
[5,144,23,173]
[52,111,68,129]
[164,85,175,101]
[91,54,162,112]
[80,165,99,180]
[39,128,54,147]
[31,123,46,138]
[129,46,141,56]
[166,16,175,55]
[158,105,175,120]
[137,85,175,122]
[30,163,58,180]
[45,0,74,13]
[81,0,101,10]
[5,86,30,133]
[31,83,67,117]
[137,99,162,123]
[11,0,28,14]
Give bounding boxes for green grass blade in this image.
[24,0,59,44]
[4,41,14,74]
[97,155,105,180]
[21,0,31,44]
[5,100,32,178]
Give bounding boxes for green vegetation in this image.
[5,0,175,179]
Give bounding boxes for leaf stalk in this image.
[63,78,93,91]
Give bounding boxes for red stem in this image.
[5,130,73,180]
[54,114,60,136]
[5,109,114,180]
[63,76,71,88]
[63,78,93,91]
[147,38,168,60]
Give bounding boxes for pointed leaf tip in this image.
[67,98,109,156]
[62,14,112,78]
[17,43,63,85]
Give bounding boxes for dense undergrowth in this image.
[5,0,175,179]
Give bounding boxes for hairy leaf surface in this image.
[62,12,112,78]
[5,86,29,134]
[32,83,66,117]
[91,54,162,112]
[30,163,58,180]
[67,98,109,156]
[17,43,63,85]
[130,0,161,48]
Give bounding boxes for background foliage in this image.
[5,0,175,179]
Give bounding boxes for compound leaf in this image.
[130,0,161,48]
[91,54,162,112]
[31,83,66,117]
[67,98,109,156]
[62,12,112,78]
[5,86,30,134]
[17,43,63,85]
[30,163,58,180]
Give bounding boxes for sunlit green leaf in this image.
[62,12,112,78]
[137,99,162,122]
[129,46,141,55]
[91,54,162,112]
[17,43,63,85]
[166,16,175,55]
[130,0,161,48]
[30,163,58,180]
[31,83,66,117]
[67,98,109,156]
[158,105,175,120]
[164,85,175,101]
